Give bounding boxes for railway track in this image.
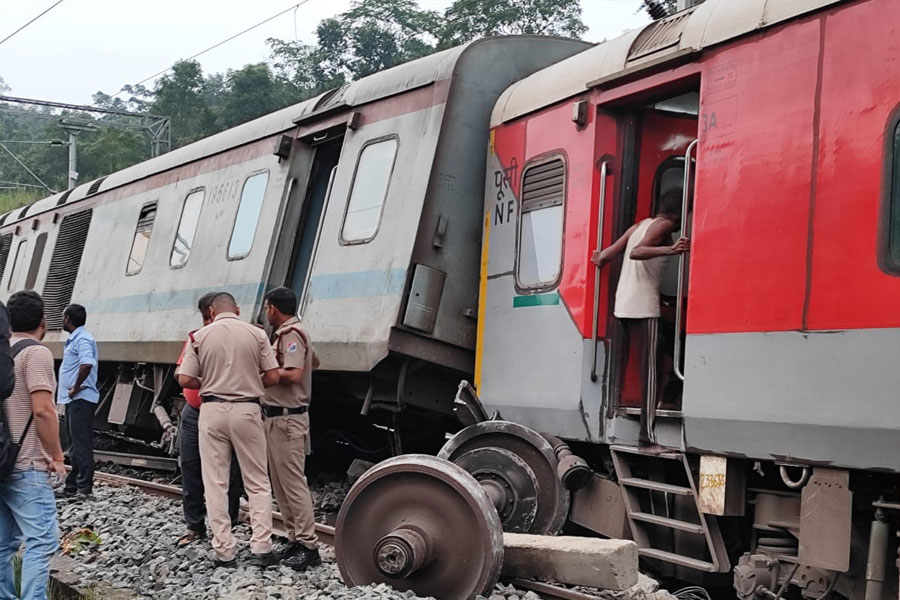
[91,471,606,600]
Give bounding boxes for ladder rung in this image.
[620,478,693,495]
[639,548,717,572]
[630,512,705,534]
[610,445,682,460]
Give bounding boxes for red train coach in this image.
[462,0,900,598]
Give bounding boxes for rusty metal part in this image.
[94,450,178,472]
[733,553,780,600]
[505,578,603,600]
[335,455,503,600]
[799,469,850,572]
[453,446,539,532]
[439,421,569,535]
[543,434,591,491]
[865,509,889,600]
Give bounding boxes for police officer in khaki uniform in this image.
[261,287,322,571]
[176,292,281,568]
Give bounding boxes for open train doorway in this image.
[287,134,343,301]
[606,89,698,446]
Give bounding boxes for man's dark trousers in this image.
[180,403,242,531]
[64,399,95,494]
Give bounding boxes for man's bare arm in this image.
[630,218,689,260]
[592,223,639,268]
[31,390,65,477]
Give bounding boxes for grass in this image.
[13,553,102,599]
[0,189,44,214]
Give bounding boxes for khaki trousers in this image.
[264,412,317,549]
[199,402,273,560]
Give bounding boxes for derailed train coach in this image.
[0,36,589,454]
[453,0,900,598]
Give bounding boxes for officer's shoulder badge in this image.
[287,342,298,353]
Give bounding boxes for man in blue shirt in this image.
[57,304,98,499]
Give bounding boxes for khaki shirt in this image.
[263,317,317,408]
[177,312,278,401]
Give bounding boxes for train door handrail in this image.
[590,160,610,383]
[674,139,698,381]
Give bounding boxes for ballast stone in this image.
[501,533,638,590]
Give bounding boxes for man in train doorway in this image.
[591,190,689,447]
[58,304,99,498]
[175,292,243,548]
[260,287,321,571]
[176,292,280,568]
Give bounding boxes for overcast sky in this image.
[0,0,650,105]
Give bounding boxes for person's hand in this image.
[591,249,609,268]
[68,385,82,398]
[49,458,66,480]
[668,237,691,255]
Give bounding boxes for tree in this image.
[149,60,217,147]
[312,0,440,82]
[220,64,284,128]
[439,0,586,47]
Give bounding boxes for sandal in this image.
[177,529,206,547]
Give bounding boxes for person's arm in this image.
[27,348,64,478]
[32,390,65,478]
[176,338,202,390]
[276,331,307,385]
[591,223,639,268]
[630,218,690,260]
[68,337,96,398]
[0,304,13,401]
[68,364,92,398]
[261,368,280,388]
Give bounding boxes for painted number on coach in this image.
[208,178,242,219]
[699,473,726,489]
[493,158,519,226]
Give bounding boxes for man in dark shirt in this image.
[0,302,14,401]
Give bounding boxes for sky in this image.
[0,0,650,106]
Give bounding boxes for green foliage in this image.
[440,0,586,47]
[0,0,589,210]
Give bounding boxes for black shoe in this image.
[248,551,281,569]
[278,541,303,559]
[212,556,237,569]
[75,491,94,501]
[282,547,321,572]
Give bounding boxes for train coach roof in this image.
[1,39,495,225]
[491,0,846,127]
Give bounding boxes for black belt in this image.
[201,396,260,404]
[262,405,308,418]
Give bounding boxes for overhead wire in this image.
[0,0,66,46]
[114,0,315,96]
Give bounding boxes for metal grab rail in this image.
[590,161,609,382]
[674,140,698,381]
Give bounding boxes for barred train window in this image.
[341,137,398,244]
[24,232,48,290]
[228,171,269,259]
[127,203,157,275]
[516,158,566,289]
[890,120,900,265]
[7,240,27,291]
[171,190,204,268]
[0,234,12,286]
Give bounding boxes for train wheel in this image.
[335,455,504,600]
[438,421,569,535]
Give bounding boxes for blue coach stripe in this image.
[80,283,265,315]
[306,268,407,300]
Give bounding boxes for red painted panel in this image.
[806,0,900,330]
[635,111,697,220]
[688,19,822,334]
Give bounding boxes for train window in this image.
[24,232,48,290]
[170,189,205,268]
[228,171,269,259]
[888,118,900,267]
[516,157,566,290]
[127,203,157,275]
[341,137,398,244]
[7,240,27,291]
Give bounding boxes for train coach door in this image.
[286,133,344,302]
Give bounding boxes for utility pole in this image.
[58,120,95,190]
